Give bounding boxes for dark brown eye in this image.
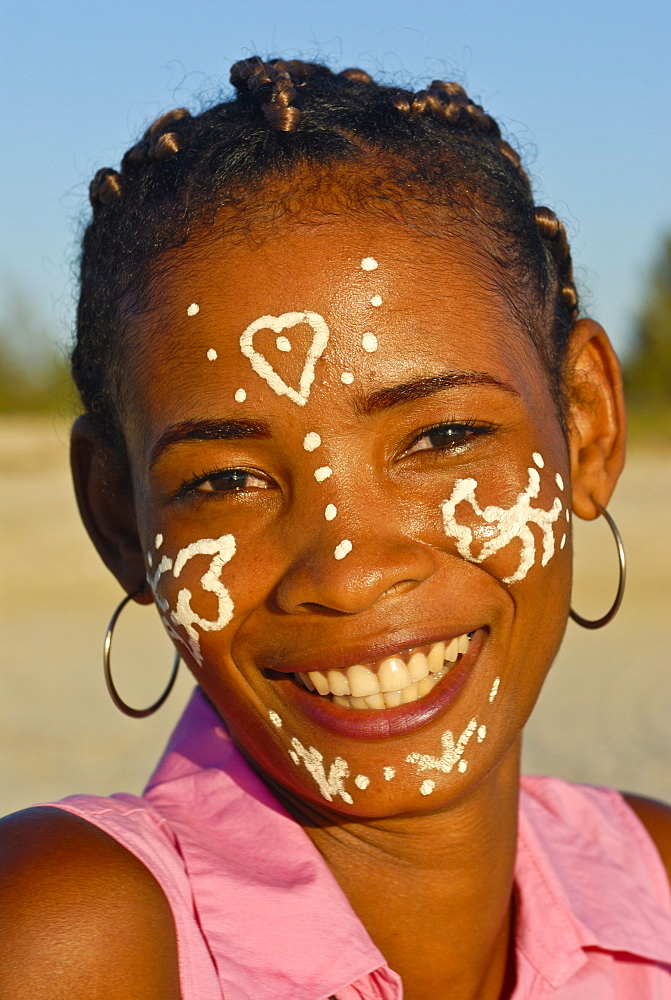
[407,422,483,455]
[197,469,270,493]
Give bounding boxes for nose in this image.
[273,523,437,615]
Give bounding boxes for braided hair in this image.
[73,57,578,452]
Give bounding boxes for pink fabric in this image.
[47,688,671,998]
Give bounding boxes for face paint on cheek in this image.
[303,432,321,452]
[441,454,563,584]
[288,738,354,805]
[239,311,330,407]
[406,719,478,776]
[148,535,237,667]
[206,348,218,361]
[334,539,353,560]
[186,302,199,316]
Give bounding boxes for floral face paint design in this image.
[147,534,236,666]
[441,454,563,584]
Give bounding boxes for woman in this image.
[1,58,670,998]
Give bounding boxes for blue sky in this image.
[1,0,669,358]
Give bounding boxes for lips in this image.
[269,629,487,739]
[294,634,471,710]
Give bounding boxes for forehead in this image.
[124,213,548,434]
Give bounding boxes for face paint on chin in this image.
[441,454,563,584]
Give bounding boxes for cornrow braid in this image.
[74,57,579,452]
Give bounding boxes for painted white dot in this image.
[370,294,383,307]
[269,711,282,729]
[186,302,199,316]
[566,508,570,521]
[354,774,370,790]
[362,333,378,353]
[458,760,468,773]
[303,432,321,452]
[289,750,299,765]
[206,348,218,361]
[555,472,564,490]
[420,779,435,796]
[325,504,337,521]
[489,677,500,703]
[340,372,354,385]
[477,725,487,743]
[383,766,396,781]
[314,466,332,482]
[532,452,545,468]
[235,388,247,403]
[361,257,378,271]
[334,539,353,560]
[276,336,292,352]
[560,533,567,549]
[147,551,153,568]
[154,534,163,549]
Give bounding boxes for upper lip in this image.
[256,624,479,675]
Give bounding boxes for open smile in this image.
[294,634,472,710]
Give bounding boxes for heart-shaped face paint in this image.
[239,311,330,406]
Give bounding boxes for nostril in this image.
[381,579,420,598]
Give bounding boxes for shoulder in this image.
[622,792,671,885]
[0,806,180,999]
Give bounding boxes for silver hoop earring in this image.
[103,590,180,718]
[570,503,626,629]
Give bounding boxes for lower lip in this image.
[277,628,487,739]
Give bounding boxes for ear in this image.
[70,416,153,605]
[566,319,626,520]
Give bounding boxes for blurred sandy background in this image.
[1,413,670,816]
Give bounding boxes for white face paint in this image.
[314,466,332,482]
[268,710,283,729]
[361,333,378,353]
[303,431,321,452]
[360,257,378,271]
[354,774,370,789]
[406,719,477,776]
[234,388,247,403]
[560,533,567,549]
[206,348,218,361]
[334,539,353,560]
[148,534,236,667]
[555,472,564,490]
[370,294,383,307]
[186,302,199,316]
[239,311,330,407]
[489,677,500,703]
[532,452,544,468]
[477,724,487,743]
[155,534,163,549]
[420,779,435,796]
[340,372,354,384]
[275,336,292,352]
[441,456,563,584]
[289,738,353,804]
[383,766,396,781]
[324,504,337,521]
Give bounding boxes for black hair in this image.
[72,57,578,452]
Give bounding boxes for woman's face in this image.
[120,212,572,817]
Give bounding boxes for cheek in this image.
[440,452,569,585]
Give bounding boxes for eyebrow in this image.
[353,372,520,418]
[150,418,271,467]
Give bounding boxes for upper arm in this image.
[623,792,671,887]
[0,806,181,999]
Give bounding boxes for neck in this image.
[282,740,521,1000]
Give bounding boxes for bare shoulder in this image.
[0,806,180,999]
[622,792,671,884]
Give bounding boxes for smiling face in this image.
[111,209,574,817]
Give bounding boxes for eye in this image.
[405,420,493,456]
[179,468,272,497]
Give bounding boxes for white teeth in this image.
[406,651,429,681]
[378,656,410,692]
[347,664,380,697]
[308,670,330,695]
[327,669,351,696]
[427,641,445,673]
[444,636,460,662]
[293,632,472,709]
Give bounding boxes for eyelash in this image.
[403,418,495,458]
[174,468,272,500]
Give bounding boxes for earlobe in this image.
[566,319,627,520]
[70,416,152,603]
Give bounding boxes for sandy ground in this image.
[1,415,670,817]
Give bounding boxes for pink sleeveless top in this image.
[46,689,671,998]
